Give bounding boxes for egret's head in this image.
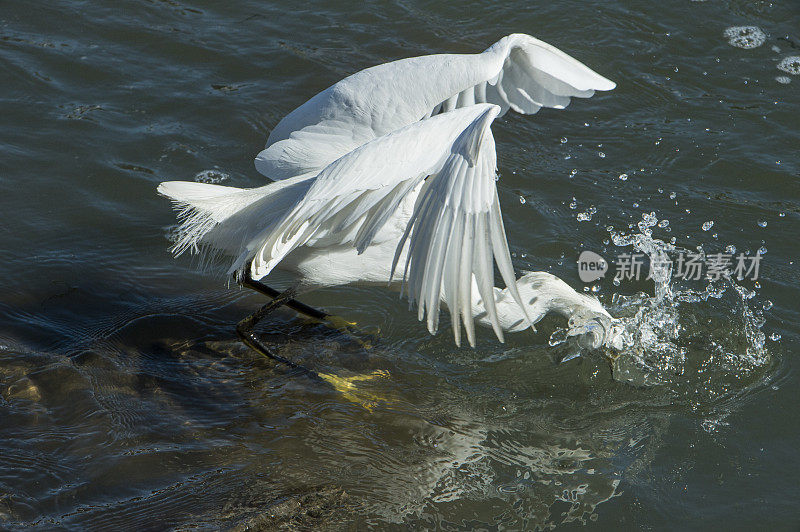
[566,307,625,355]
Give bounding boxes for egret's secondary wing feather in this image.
[245,106,497,277]
[256,33,615,181]
[391,107,531,346]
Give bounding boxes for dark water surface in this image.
[2,0,799,529]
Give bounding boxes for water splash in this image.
[553,212,770,388]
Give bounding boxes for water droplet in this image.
[725,244,736,254]
[618,173,628,181]
[769,333,781,341]
[658,219,670,228]
[702,221,714,231]
[598,151,606,158]
[569,169,578,178]
[758,220,767,227]
[577,211,592,222]
[775,76,792,85]
[519,195,526,204]
[560,137,568,144]
[758,246,767,255]
[763,300,773,310]
[669,191,677,199]
[724,26,766,49]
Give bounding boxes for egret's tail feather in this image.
[158,181,255,257]
[157,177,313,275]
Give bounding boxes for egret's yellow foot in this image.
[318,369,392,412]
[325,315,358,331]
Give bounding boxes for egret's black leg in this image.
[241,268,328,321]
[236,267,388,409]
[235,285,323,383]
[240,268,368,341]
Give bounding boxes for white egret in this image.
[158,34,620,355]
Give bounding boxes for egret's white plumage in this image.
[158,34,617,347]
[256,33,614,181]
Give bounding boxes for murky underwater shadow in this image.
[0,272,778,530]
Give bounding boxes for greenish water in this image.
[1,0,798,529]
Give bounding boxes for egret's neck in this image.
[472,271,609,333]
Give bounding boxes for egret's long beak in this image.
[564,309,626,366]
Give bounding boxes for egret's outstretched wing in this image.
[256,33,615,180]
[244,104,528,346]
[392,121,526,347]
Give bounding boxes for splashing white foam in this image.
[777,56,800,75]
[724,26,766,49]
[193,169,230,184]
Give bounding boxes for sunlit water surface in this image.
[1,0,799,529]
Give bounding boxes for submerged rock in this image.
[2,377,41,402]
